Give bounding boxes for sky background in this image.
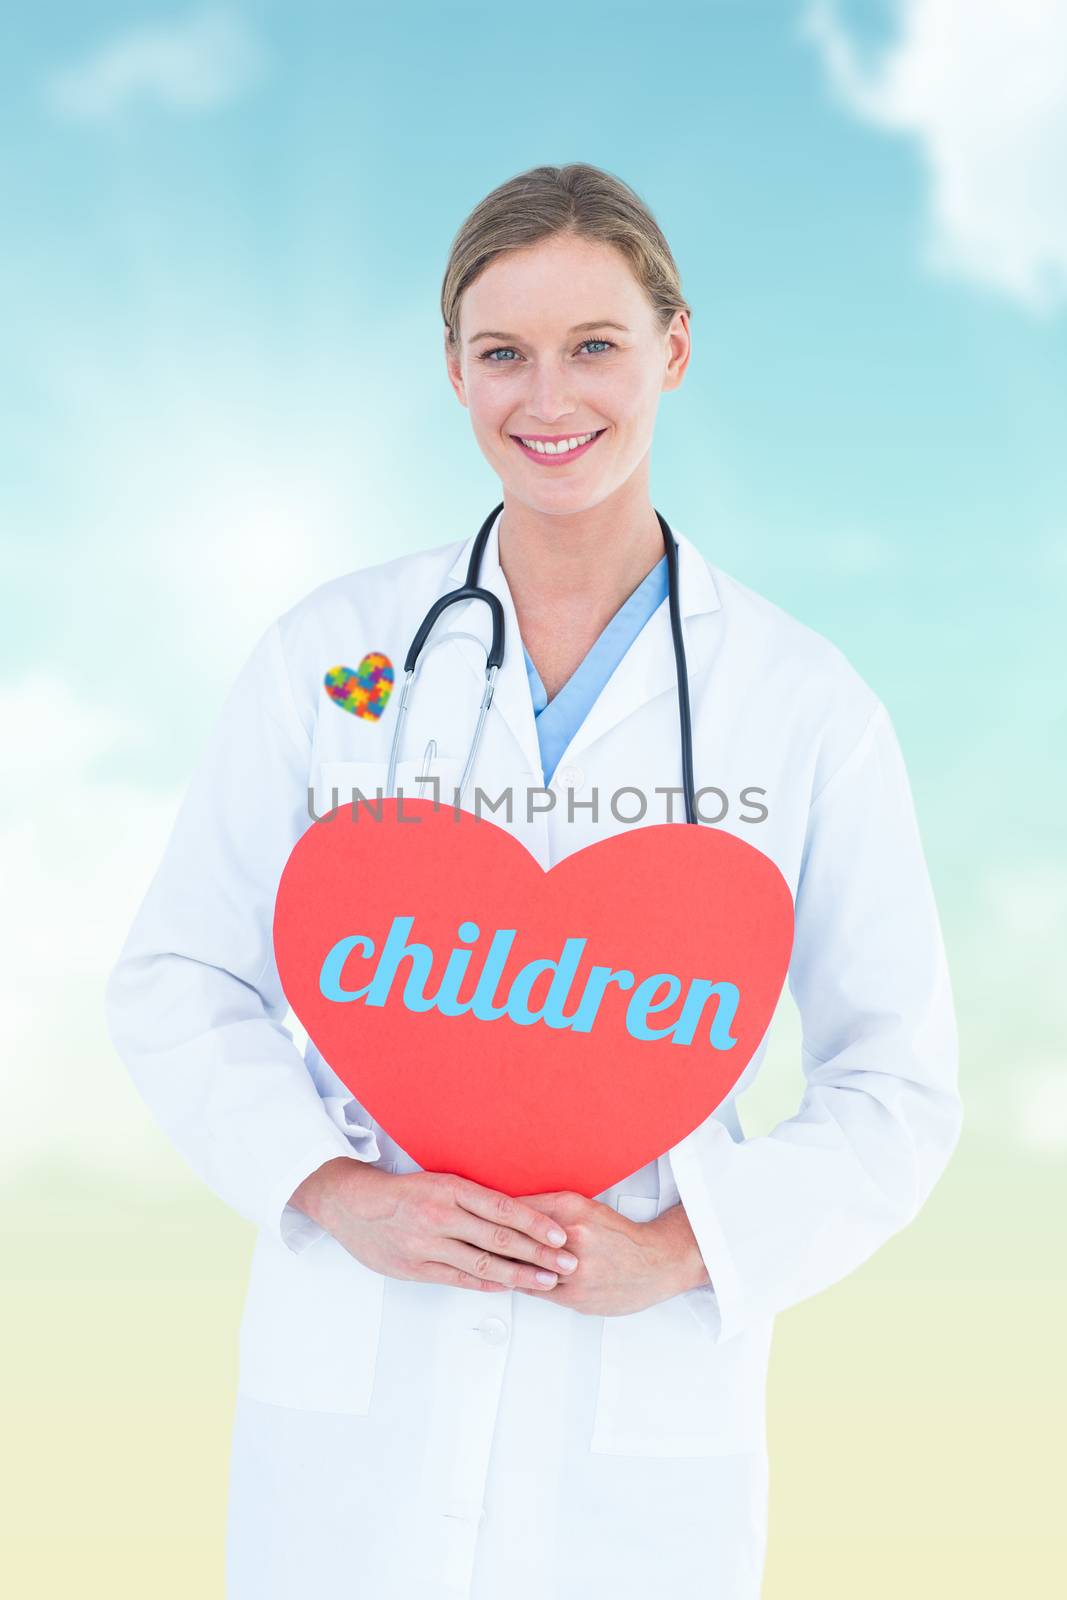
[2,2,1065,1595]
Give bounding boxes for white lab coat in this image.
[105,509,962,1599]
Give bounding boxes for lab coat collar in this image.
[436,506,722,779]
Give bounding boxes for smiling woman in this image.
[104,160,961,1600]
[440,173,693,666]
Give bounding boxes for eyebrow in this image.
[467,320,631,344]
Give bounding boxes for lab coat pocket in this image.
[315,755,466,815]
[589,1193,769,1457]
[237,1225,385,1415]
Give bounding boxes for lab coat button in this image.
[477,1316,509,1345]
[555,764,584,791]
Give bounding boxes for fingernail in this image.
[556,1252,578,1271]
[547,1228,566,1245]
[536,1270,558,1285]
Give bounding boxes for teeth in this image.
[518,431,597,455]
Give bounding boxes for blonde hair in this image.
[441,162,691,353]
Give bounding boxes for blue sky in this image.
[2,0,1065,1172]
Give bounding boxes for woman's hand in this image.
[510,1191,691,1316]
[296,1158,581,1293]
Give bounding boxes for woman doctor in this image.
[105,163,963,1600]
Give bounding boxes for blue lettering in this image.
[469,928,517,1021]
[506,937,587,1027]
[428,919,481,1017]
[672,979,740,1049]
[568,965,635,1033]
[363,915,436,1013]
[316,916,743,1051]
[319,934,375,1001]
[625,973,683,1041]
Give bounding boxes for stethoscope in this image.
[385,501,698,822]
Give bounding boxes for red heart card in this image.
[273,799,794,1198]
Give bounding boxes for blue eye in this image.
[477,337,617,363]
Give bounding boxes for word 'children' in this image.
[318,915,740,1049]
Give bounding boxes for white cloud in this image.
[21,296,450,686]
[0,672,319,1184]
[1015,1061,1067,1151]
[0,677,133,781]
[953,865,1067,1155]
[982,863,1067,941]
[43,6,265,124]
[0,676,182,1177]
[802,0,1067,315]
[961,1059,1067,1153]
[0,298,447,1177]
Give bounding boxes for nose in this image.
[524,361,582,426]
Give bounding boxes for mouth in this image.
[509,428,607,465]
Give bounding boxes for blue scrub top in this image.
[521,554,669,784]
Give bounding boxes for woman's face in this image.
[446,233,689,513]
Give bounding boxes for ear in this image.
[662,308,691,394]
[444,327,468,408]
